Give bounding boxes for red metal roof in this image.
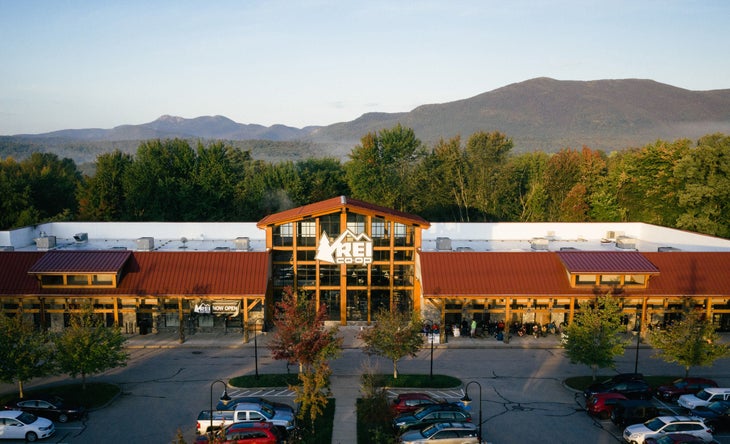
[420,251,579,297]
[27,250,132,274]
[257,196,430,228]
[419,251,730,298]
[0,251,269,297]
[556,251,660,274]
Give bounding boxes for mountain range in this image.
[3,77,730,164]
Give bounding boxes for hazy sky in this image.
[1,0,728,135]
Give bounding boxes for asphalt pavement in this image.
[1,328,728,444]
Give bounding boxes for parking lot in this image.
[1,330,728,443]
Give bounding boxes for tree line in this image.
[1,127,728,238]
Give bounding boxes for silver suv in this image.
[678,387,730,410]
[399,421,480,444]
[623,416,713,444]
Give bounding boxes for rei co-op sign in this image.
[316,229,373,265]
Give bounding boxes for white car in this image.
[678,387,730,410]
[623,416,713,444]
[0,410,55,442]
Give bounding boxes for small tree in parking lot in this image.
[0,311,55,398]
[649,304,730,377]
[563,294,628,381]
[53,301,129,390]
[360,308,424,379]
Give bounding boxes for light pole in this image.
[425,319,434,379]
[460,381,483,441]
[634,312,641,373]
[252,318,263,379]
[209,379,231,436]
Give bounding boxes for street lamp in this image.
[460,381,483,441]
[209,379,231,436]
[252,318,263,379]
[425,319,434,379]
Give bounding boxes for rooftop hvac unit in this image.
[35,235,56,250]
[456,246,474,252]
[73,232,88,243]
[530,237,549,250]
[0,246,14,251]
[616,236,636,250]
[234,237,250,251]
[436,237,452,251]
[135,237,154,251]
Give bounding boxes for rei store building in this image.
[2,196,730,341]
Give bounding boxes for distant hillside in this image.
[3,77,729,164]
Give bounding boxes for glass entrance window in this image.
[321,290,340,321]
[347,290,368,321]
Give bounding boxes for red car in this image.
[391,393,445,415]
[655,377,718,402]
[585,392,628,419]
[645,433,708,444]
[195,421,282,444]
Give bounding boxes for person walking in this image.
[470,319,477,338]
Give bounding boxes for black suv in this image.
[584,376,653,400]
[392,403,471,432]
[610,399,660,427]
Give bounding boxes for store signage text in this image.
[193,300,240,316]
[317,229,373,265]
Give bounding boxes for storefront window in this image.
[371,290,390,313]
[273,223,293,246]
[371,265,390,286]
[347,266,368,286]
[319,214,340,238]
[346,290,368,321]
[297,219,316,246]
[319,265,339,286]
[393,223,414,246]
[347,213,366,234]
[371,217,389,246]
[321,290,340,321]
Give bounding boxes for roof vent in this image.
[658,246,681,252]
[530,237,549,250]
[73,232,88,243]
[136,237,154,251]
[34,235,56,250]
[234,237,250,251]
[616,236,636,250]
[456,246,474,252]
[436,237,452,251]
[214,246,231,251]
[0,246,14,251]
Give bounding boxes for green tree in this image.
[674,134,730,237]
[563,294,628,380]
[345,124,425,212]
[419,136,472,221]
[0,312,55,398]
[649,306,730,377]
[53,302,129,390]
[543,148,582,221]
[269,288,342,427]
[464,131,513,219]
[359,308,424,379]
[77,150,133,221]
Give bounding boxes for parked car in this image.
[392,403,471,432]
[690,401,730,432]
[644,433,710,444]
[0,410,55,442]
[678,388,730,410]
[392,393,446,415]
[584,378,653,400]
[217,397,294,415]
[586,392,629,419]
[611,399,660,428]
[623,416,714,444]
[3,395,86,423]
[655,378,718,402]
[195,421,283,444]
[398,421,479,444]
[196,402,296,435]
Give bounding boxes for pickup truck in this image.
[196,402,296,434]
